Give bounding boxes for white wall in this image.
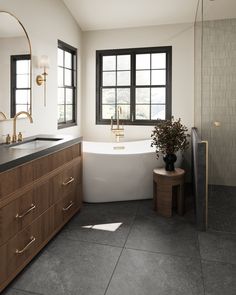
[0,0,82,142]
[0,1,194,160]
[82,23,194,142]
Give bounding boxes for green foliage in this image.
[151,117,190,158]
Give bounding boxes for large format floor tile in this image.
[2,289,40,295]
[199,231,236,264]
[126,213,200,257]
[106,248,204,295]
[208,185,236,233]
[2,200,236,295]
[137,197,195,223]
[59,201,139,247]
[10,237,122,295]
[202,260,236,295]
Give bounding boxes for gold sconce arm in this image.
[36,70,48,86]
[36,55,50,107]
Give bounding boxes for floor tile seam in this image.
[197,232,206,295]
[206,229,236,236]
[122,203,142,250]
[103,205,139,295]
[62,236,124,249]
[201,258,236,267]
[124,245,202,260]
[103,246,125,295]
[11,287,43,295]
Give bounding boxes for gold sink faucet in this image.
[12,111,33,143]
[0,111,7,120]
[111,106,124,142]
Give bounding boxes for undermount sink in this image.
[9,137,62,150]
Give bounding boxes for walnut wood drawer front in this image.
[52,159,81,203]
[0,162,33,202]
[0,180,51,247]
[34,144,81,180]
[0,143,81,201]
[0,207,54,285]
[54,188,81,230]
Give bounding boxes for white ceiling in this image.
[63,0,199,31]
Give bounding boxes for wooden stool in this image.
[153,168,185,217]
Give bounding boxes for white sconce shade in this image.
[39,55,50,69]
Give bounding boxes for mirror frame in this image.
[0,10,32,120]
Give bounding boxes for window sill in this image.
[96,119,166,126]
[57,122,77,129]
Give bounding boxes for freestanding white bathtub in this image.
[83,140,182,203]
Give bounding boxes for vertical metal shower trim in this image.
[202,140,208,229]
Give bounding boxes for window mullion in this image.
[150,54,152,120]
[115,55,118,119]
[130,52,136,122]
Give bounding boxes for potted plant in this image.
[151,117,190,171]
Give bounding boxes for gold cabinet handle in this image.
[15,236,36,254]
[62,177,75,186]
[62,201,74,212]
[15,204,36,219]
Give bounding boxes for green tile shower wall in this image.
[201,19,236,186]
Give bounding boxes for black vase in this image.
[163,154,177,171]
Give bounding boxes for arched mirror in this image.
[0,11,32,120]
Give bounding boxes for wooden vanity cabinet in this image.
[0,181,51,247]
[0,142,82,292]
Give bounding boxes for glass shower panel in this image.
[194,0,203,135]
[202,0,236,233]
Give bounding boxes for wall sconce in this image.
[36,55,50,106]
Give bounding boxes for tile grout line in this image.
[207,228,236,236]
[197,233,206,295]
[201,258,236,267]
[124,245,201,260]
[11,287,43,295]
[103,203,140,295]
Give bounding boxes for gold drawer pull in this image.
[62,201,74,212]
[15,236,36,254]
[15,204,36,219]
[62,177,75,186]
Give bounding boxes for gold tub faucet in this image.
[111,106,124,142]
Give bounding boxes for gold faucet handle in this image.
[12,134,17,143]
[18,132,23,142]
[6,134,11,144]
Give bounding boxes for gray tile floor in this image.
[3,200,236,295]
[208,185,236,233]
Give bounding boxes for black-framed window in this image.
[57,40,77,129]
[96,46,172,125]
[11,54,31,117]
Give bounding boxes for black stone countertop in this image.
[0,134,82,173]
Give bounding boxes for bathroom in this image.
[0,0,235,294]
